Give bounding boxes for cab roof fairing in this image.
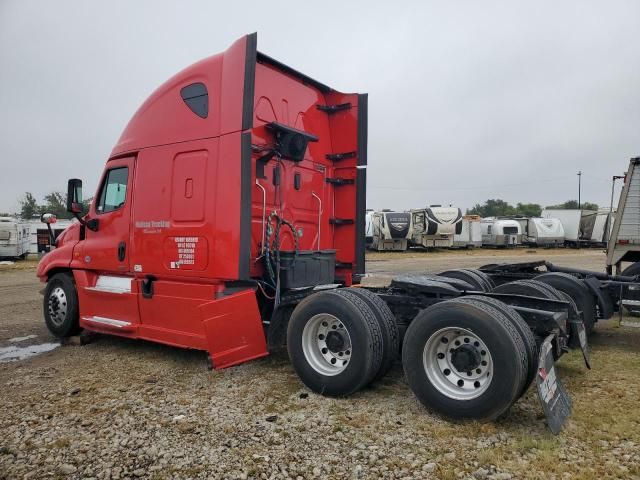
[110,33,351,158]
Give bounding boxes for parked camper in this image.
[29,219,76,254]
[365,210,374,248]
[409,206,462,248]
[453,215,482,248]
[0,217,30,258]
[541,209,596,246]
[524,217,565,247]
[481,218,522,247]
[371,211,410,251]
[590,210,613,246]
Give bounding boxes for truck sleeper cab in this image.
[39,34,602,433]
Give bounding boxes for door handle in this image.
[117,241,126,262]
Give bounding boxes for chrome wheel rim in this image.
[48,287,68,327]
[302,313,352,376]
[423,327,493,400]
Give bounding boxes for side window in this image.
[97,167,128,214]
[487,225,492,234]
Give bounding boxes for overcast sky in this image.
[1,1,638,214]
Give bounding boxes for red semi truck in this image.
[37,34,635,433]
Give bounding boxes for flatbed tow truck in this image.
[36,34,640,434]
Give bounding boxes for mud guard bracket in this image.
[570,320,591,369]
[536,334,572,434]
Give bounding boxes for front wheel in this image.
[402,298,527,421]
[43,272,80,337]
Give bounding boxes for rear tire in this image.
[493,279,581,347]
[402,298,526,421]
[466,295,538,399]
[460,269,495,291]
[287,290,384,396]
[43,272,80,337]
[333,288,400,382]
[535,272,596,334]
[438,269,490,292]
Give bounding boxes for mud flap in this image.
[571,320,591,369]
[536,334,572,434]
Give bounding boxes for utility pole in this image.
[577,171,582,209]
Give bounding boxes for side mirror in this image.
[67,179,83,214]
[40,213,57,224]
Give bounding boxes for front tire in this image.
[402,298,526,421]
[43,272,80,337]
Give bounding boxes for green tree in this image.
[515,202,542,217]
[467,199,516,217]
[546,200,598,211]
[42,192,73,219]
[19,192,39,219]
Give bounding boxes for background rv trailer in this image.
[409,206,462,248]
[0,217,30,258]
[453,215,482,248]
[523,217,565,247]
[365,210,374,248]
[542,209,581,245]
[541,209,597,246]
[590,210,614,246]
[27,219,75,254]
[370,211,411,251]
[480,218,522,247]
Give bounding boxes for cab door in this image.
[74,156,140,334]
[81,157,134,271]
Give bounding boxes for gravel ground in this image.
[1,251,639,479]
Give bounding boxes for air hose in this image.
[264,212,299,306]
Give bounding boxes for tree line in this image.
[18,192,91,220]
[11,193,600,221]
[467,199,599,217]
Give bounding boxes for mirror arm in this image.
[70,212,98,232]
[46,223,56,248]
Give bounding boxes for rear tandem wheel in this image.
[535,272,596,334]
[402,297,528,421]
[287,290,384,396]
[438,269,494,292]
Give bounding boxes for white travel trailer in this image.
[590,210,613,246]
[409,206,462,248]
[453,215,483,248]
[0,217,30,258]
[542,209,581,243]
[370,211,411,251]
[481,218,522,247]
[524,217,565,247]
[541,209,596,246]
[365,210,374,248]
[25,218,76,254]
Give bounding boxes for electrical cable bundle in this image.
[264,211,299,306]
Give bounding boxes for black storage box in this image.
[278,250,336,288]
